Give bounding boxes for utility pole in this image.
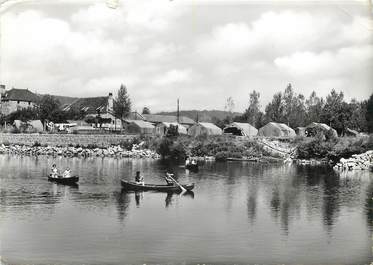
[177,98,180,123]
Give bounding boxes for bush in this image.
[33,141,41,147]
[215,151,229,161]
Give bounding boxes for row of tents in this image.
[126,119,342,138]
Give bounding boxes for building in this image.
[126,120,155,135]
[142,114,195,128]
[223,122,258,136]
[188,122,222,137]
[305,122,338,138]
[155,122,188,136]
[0,85,40,115]
[258,122,296,137]
[63,93,122,129]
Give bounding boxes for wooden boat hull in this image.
[121,180,194,192]
[48,175,79,185]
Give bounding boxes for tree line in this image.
[217,84,372,135]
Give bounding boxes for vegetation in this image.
[142,107,150,114]
[113,84,131,119]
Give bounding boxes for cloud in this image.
[154,69,192,86]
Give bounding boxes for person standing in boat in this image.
[135,171,144,185]
[63,167,71,178]
[164,172,175,186]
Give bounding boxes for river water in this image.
[0,154,372,265]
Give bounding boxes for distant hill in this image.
[51,95,78,106]
[156,110,242,122]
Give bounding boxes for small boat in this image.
[48,174,79,185]
[121,180,194,192]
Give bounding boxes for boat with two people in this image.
[121,172,194,192]
[48,164,79,185]
[185,156,198,171]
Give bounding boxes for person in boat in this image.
[51,164,59,178]
[185,156,190,166]
[164,172,176,186]
[135,171,144,185]
[191,159,197,165]
[63,167,71,178]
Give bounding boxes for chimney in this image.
[108,92,114,112]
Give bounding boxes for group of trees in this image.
[231,84,372,135]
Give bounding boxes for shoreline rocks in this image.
[0,143,160,159]
[333,150,373,171]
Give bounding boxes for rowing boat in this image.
[121,180,194,192]
[185,163,198,171]
[48,174,79,185]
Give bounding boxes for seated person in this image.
[185,157,190,166]
[191,159,197,165]
[63,168,71,178]
[164,173,175,186]
[51,164,58,178]
[135,171,144,185]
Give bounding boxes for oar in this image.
[166,174,187,193]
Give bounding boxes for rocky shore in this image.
[0,143,160,159]
[333,150,373,171]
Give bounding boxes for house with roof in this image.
[126,120,155,135]
[258,122,296,137]
[63,93,122,129]
[223,122,258,137]
[0,85,40,115]
[142,114,195,128]
[188,122,222,137]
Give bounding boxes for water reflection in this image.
[1,155,372,265]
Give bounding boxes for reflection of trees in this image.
[114,190,131,223]
[322,174,340,229]
[365,181,373,232]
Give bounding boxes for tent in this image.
[188,122,222,137]
[258,122,296,137]
[155,122,188,136]
[223,122,258,136]
[305,122,338,137]
[126,120,155,135]
[28,120,43,132]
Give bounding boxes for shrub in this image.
[33,141,41,147]
[215,151,229,161]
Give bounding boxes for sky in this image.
[0,0,372,112]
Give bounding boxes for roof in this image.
[2,88,40,102]
[198,122,222,132]
[225,122,258,136]
[63,96,108,114]
[307,122,332,131]
[142,114,195,125]
[130,120,155,129]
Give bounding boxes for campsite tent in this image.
[305,122,338,137]
[258,122,296,137]
[155,122,187,136]
[223,122,258,136]
[126,120,155,135]
[188,122,222,137]
[28,120,43,132]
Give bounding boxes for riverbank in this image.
[0,144,160,159]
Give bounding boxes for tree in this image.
[142,107,150,114]
[242,90,263,128]
[224,96,235,123]
[264,92,284,123]
[366,94,373,133]
[113,84,131,119]
[39,95,63,123]
[321,89,345,135]
[306,91,325,124]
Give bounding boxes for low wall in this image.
[0,133,138,147]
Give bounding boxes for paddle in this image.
[165,173,187,193]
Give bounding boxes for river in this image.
[0,154,372,264]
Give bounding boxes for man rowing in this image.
[135,171,144,185]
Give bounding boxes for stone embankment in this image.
[0,133,137,147]
[0,144,160,159]
[333,150,373,171]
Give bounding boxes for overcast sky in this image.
[0,0,372,112]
